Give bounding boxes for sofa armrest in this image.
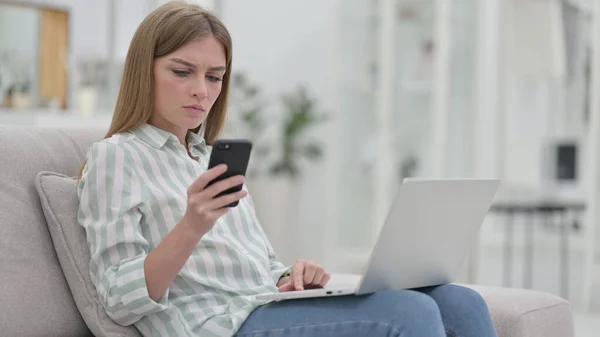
[465,285,574,337]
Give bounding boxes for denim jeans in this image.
[235,284,498,337]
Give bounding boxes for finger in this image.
[311,265,325,285]
[303,260,317,285]
[202,175,245,200]
[278,282,295,293]
[188,164,227,194]
[207,190,248,210]
[318,272,331,288]
[292,260,305,291]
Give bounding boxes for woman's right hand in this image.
[181,164,247,236]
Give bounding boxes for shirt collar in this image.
[130,123,208,155]
[186,128,208,156]
[130,123,175,149]
[186,128,206,148]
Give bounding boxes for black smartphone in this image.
[207,139,252,207]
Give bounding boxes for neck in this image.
[147,116,187,146]
[178,134,187,146]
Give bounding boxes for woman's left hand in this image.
[277,259,331,292]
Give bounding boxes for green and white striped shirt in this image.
[77,123,290,337]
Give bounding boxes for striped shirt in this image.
[77,123,290,337]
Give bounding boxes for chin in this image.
[181,116,205,131]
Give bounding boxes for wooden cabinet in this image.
[39,9,69,109]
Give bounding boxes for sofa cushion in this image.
[36,171,142,337]
[0,126,104,337]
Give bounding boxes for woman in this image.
[77,2,498,337]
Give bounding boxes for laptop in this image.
[254,178,500,302]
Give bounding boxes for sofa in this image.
[0,126,575,337]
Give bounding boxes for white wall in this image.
[221,0,335,111]
[115,0,155,60]
[70,0,109,59]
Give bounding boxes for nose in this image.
[191,78,208,99]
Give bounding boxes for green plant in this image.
[228,74,327,179]
[230,73,265,136]
[269,85,328,178]
[228,72,271,177]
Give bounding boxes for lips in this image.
[184,106,205,115]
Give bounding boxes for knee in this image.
[431,284,491,314]
[352,290,447,336]
[369,289,443,322]
[453,285,489,309]
[398,290,442,319]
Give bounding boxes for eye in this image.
[172,69,190,77]
[207,75,223,83]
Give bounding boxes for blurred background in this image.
[1,0,600,334]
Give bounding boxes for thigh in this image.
[235,289,446,337]
[417,284,498,337]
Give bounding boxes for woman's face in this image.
[151,36,226,142]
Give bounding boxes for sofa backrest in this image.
[0,126,105,337]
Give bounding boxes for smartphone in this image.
[207,139,252,207]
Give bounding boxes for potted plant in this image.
[226,72,269,177]
[268,85,327,178]
[12,81,31,109]
[76,59,105,115]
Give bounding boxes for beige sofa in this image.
[0,126,575,337]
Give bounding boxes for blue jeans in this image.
[235,284,498,337]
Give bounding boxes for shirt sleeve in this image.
[77,141,168,326]
[244,190,292,283]
[267,242,293,283]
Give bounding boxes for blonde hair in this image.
[79,1,232,176]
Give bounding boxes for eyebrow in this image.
[169,58,226,71]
